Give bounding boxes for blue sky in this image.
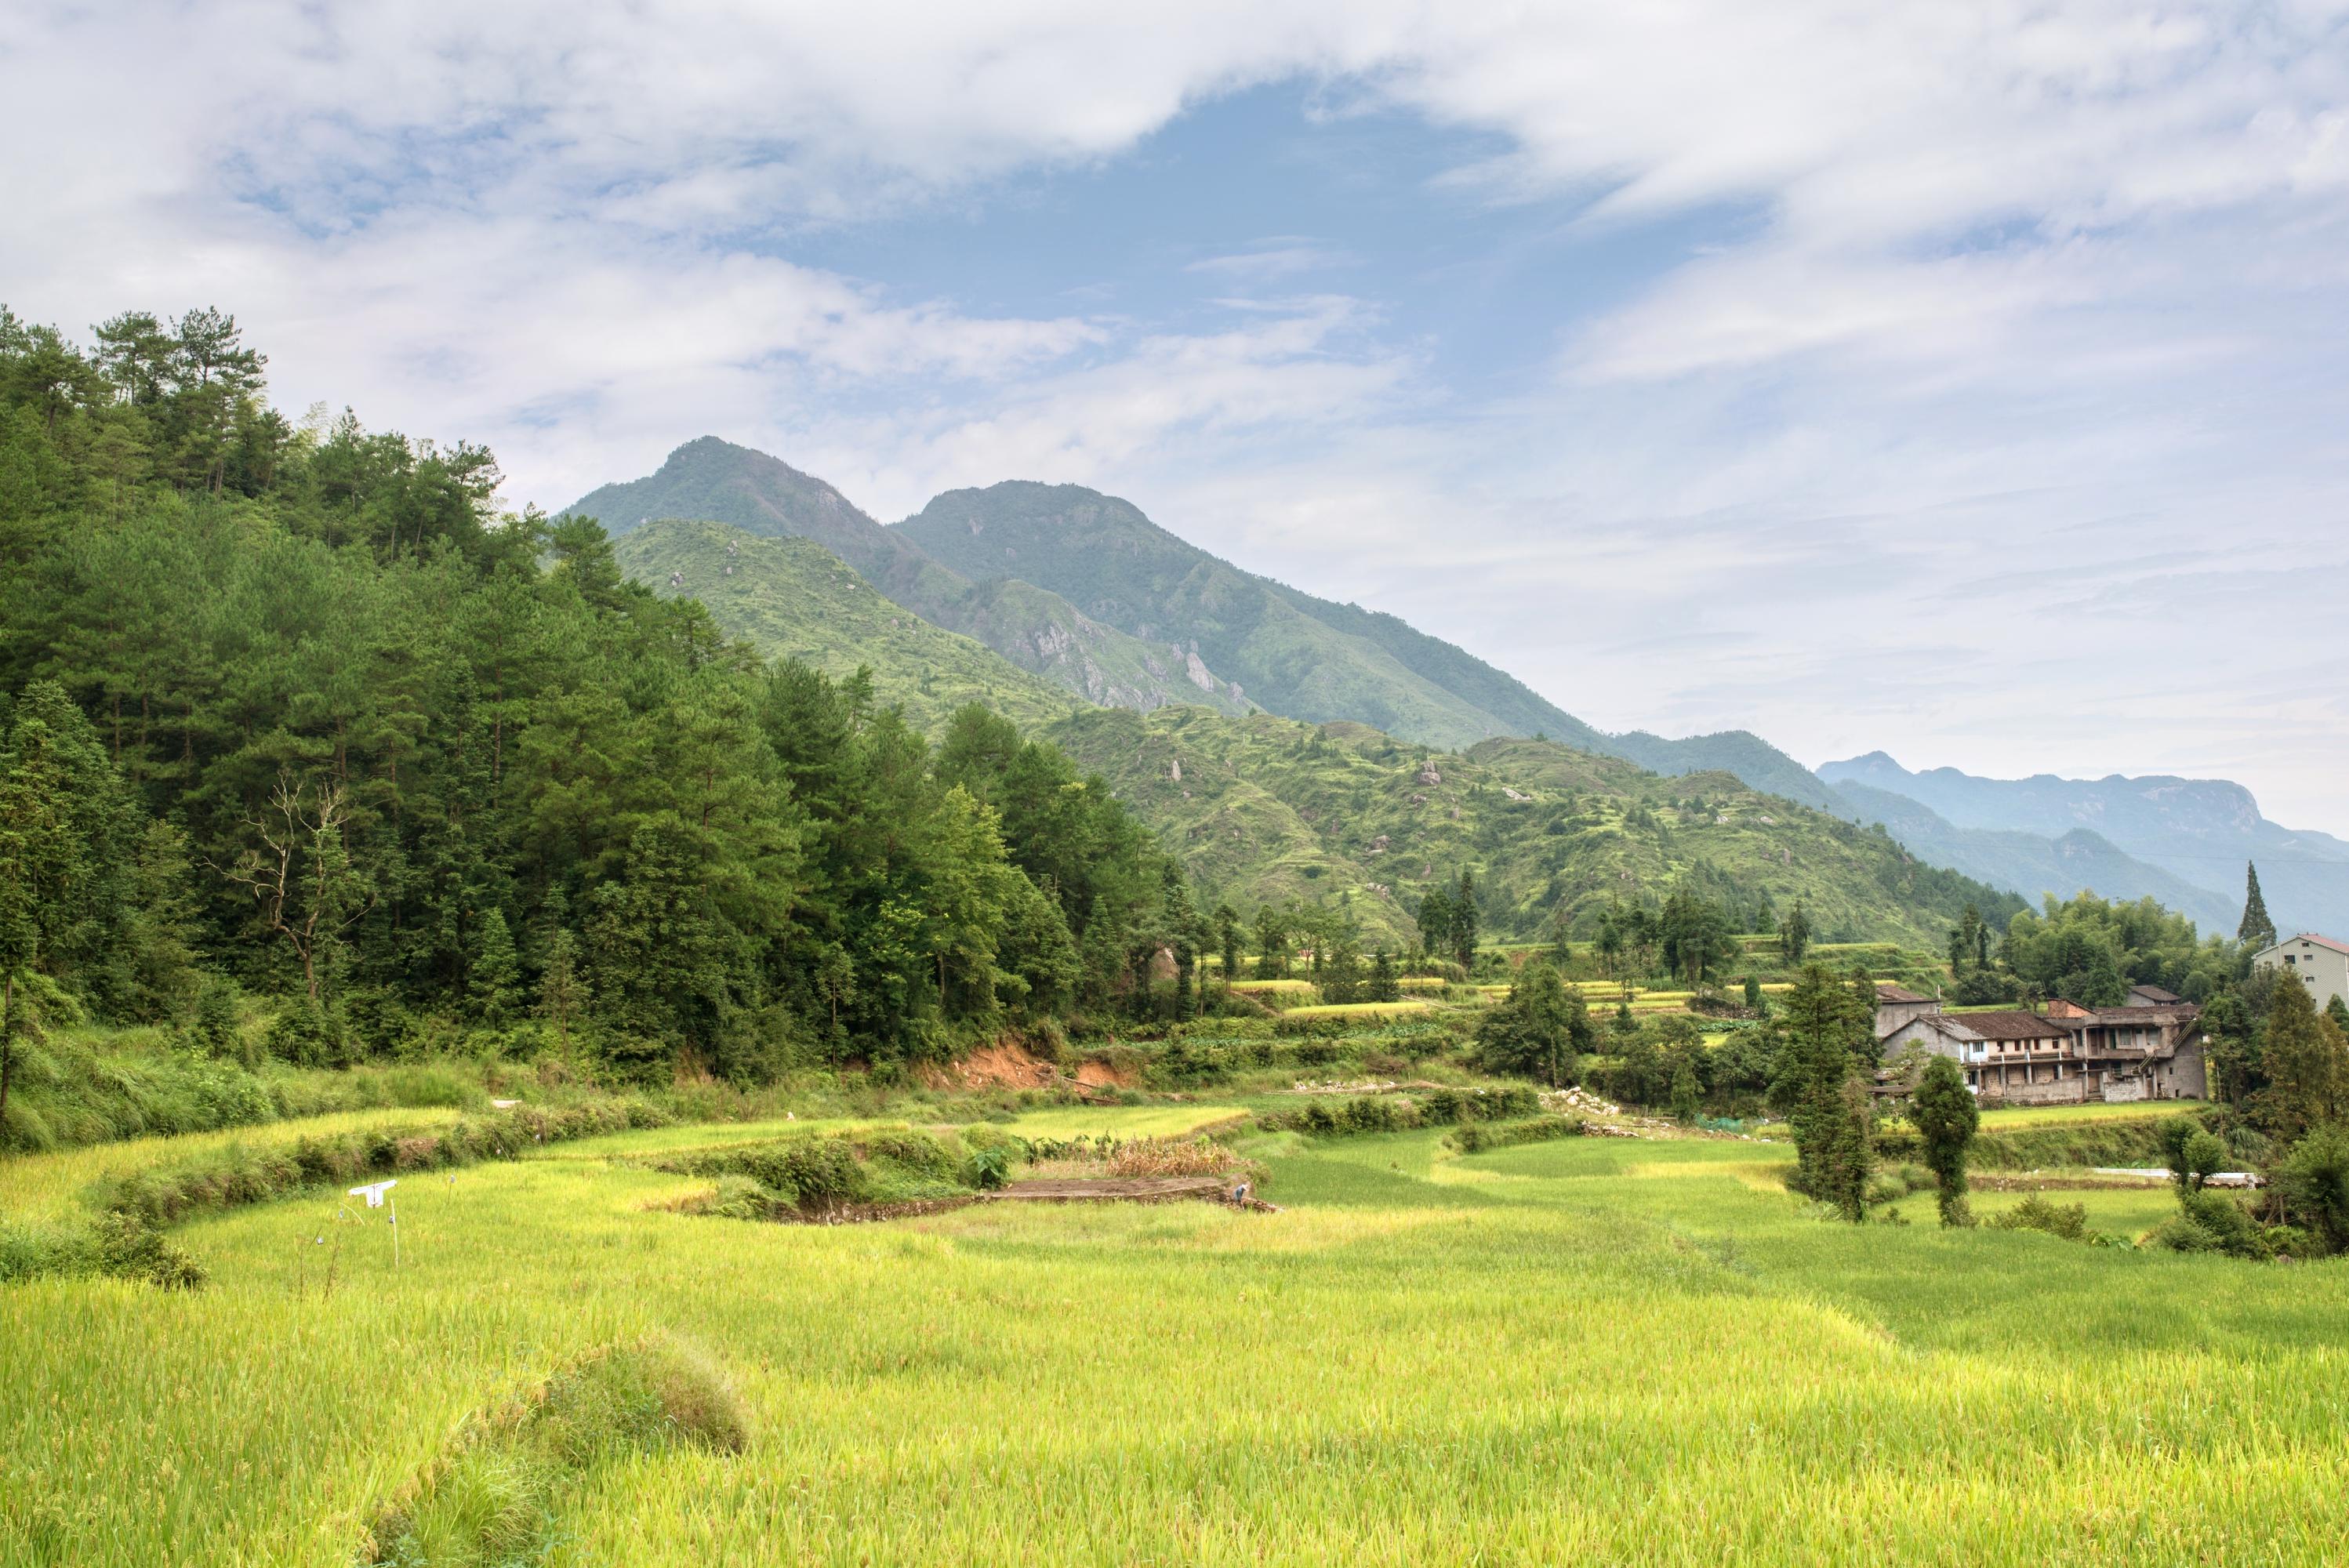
[4,2,2345,831]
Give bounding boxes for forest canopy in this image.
[0,304,1196,1080]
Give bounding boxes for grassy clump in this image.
[365,1337,745,1566]
[1450,1114,1585,1154]
[1985,1193,2109,1245]
[1256,1084,1543,1138]
[657,1126,978,1217]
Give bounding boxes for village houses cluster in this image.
[1865,929,2346,1106]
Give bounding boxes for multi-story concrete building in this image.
[2253,933,2349,1013]
[1875,985,2206,1104]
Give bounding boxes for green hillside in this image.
[630,518,2027,950]
[899,480,1834,804]
[1046,708,2028,949]
[612,521,1083,735]
[571,440,1248,719]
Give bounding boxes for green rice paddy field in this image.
[6,1103,2347,1566]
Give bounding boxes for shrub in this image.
[1452,1116,1583,1154]
[963,1145,1012,1190]
[1988,1194,2094,1243]
[2275,1125,2349,1254]
[2147,1189,2270,1258]
[263,1001,348,1069]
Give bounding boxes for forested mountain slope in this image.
[899,479,1837,804]
[1819,752,2349,936]
[632,515,2025,951]
[569,439,1247,719]
[613,521,1083,736]
[1044,710,2026,950]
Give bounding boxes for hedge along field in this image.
[7,1124,2349,1564]
[0,1105,469,1221]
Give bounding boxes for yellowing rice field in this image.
[1278,1000,1430,1019]
[5,1107,2347,1566]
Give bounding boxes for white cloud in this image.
[4,1,2348,829]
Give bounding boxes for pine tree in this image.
[1669,1059,1701,1122]
[1911,1054,1980,1225]
[1778,900,1812,964]
[2258,976,2347,1144]
[1450,869,1479,971]
[1254,906,1287,980]
[1770,964,1875,1220]
[1211,902,1241,989]
[2239,862,2277,950]
[469,908,521,1026]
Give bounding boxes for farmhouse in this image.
[1875,984,2206,1105]
[2252,933,2349,1012]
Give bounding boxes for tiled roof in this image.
[2280,933,2349,956]
[1875,984,1931,1003]
[2088,1005,2200,1024]
[1949,1011,2071,1041]
[2129,985,2185,1004]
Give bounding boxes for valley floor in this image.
[6,1103,2347,1566]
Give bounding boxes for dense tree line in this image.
[0,304,1200,1094]
[1937,890,2246,1007]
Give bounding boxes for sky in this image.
[5,2,2346,830]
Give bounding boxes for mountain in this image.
[1610,729,1845,811]
[611,521,1084,735]
[568,440,1249,719]
[623,518,2025,950]
[1825,779,2238,932]
[897,481,1837,805]
[1047,710,2024,949]
[899,481,1558,750]
[1817,752,2349,938]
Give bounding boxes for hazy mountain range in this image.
[569,437,2340,942]
[1817,754,2348,941]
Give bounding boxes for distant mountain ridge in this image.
[897,478,1839,802]
[1817,752,2349,938]
[569,439,1249,720]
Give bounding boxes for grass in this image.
[5,1093,2346,1564]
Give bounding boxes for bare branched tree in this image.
[212,771,372,1001]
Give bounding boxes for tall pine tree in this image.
[2239,862,2278,950]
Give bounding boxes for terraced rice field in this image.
[0,1105,470,1221]
[5,1105,2345,1564]
[1278,1000,1430,1020]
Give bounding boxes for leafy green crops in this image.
[5,1115,2345,1564]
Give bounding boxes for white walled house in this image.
[2253,933,2349,1012]
[1875,985,2207,1104]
